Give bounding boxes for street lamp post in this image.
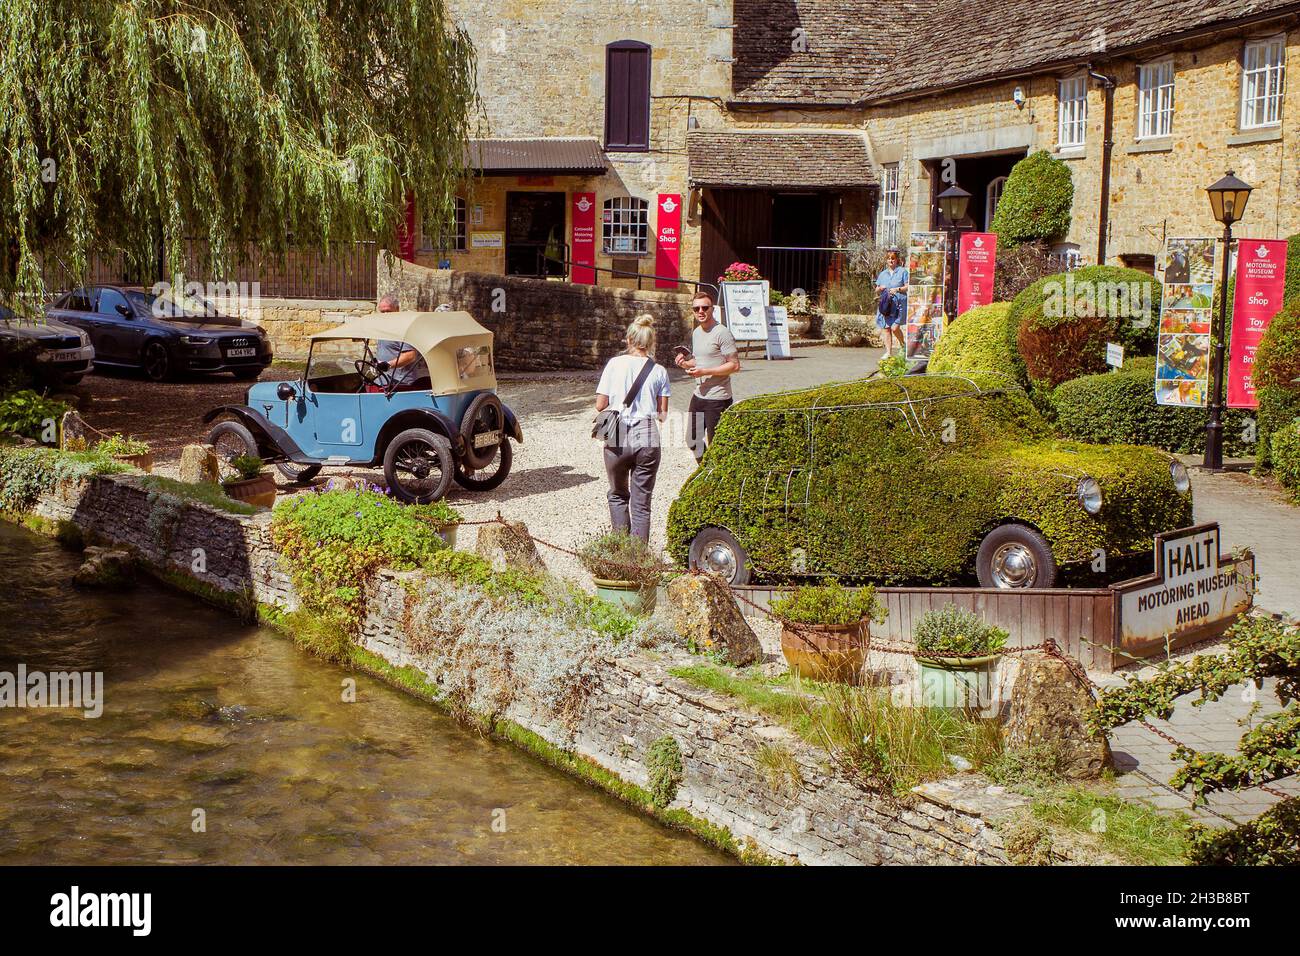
[1203,170,1253,471]
[936,184,972,321]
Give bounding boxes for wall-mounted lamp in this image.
[1012,86,1026,109]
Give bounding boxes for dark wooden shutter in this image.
[605,41,651,151]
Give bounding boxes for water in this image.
[0,523,727,865]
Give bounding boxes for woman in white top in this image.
[595,315,671,542]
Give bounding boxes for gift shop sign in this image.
[956,232,997,315]
[1114,523,1253,654]
[571,192,596,286]
[654,193,682,290]
[1227,238,1288,408]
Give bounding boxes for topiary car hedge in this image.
[667,373,1193,588]
[1254,297,1300,468]
[927,302,1025,384]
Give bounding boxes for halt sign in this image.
[1114,523,1253,653]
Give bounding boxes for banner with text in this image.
[571,192,596,285]
[957,232,997,315]
[1155,237,1216,407]
[1227,238,1288,408]
[905,231,947,360]
[654,193,682,290]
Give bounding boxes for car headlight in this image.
[78,331,89,346]
[1170,460,1191,493]
[1076,476,1103,515]
[181,335,213,346]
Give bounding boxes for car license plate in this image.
[49,349,85,361]
[226,347,256,358]
[473,430,501,449]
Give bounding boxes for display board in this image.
[720,280,770,341]
[765,305,791,360]
[905,231,947,359]
[1227,238,1288,408]
[1155,237,1216,407]
[957,232,997,316]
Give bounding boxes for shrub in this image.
[822,313,881,347]
[719,262,760,283]
[95,433,151,457]
[928,303,1024,383]
[576,530,662,588]
[645,736,684,808]
[770,582,885,627]
[0,445,126,512]
[877,354,908,377]
[1287,234,1300,305]
[913,605,1009,657]
[1052,357,1256,456]
[821,272,880,317]
[1188,796,1300,866]
[1253,298,1300,467]
[0,390,70,442]
[989,150,1074,247]
[993,241,1064,303]
[225,454,264,481]
[1010,266,1160,387]
[1271,419,1300,500]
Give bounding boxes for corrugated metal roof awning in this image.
[466,138,608,175]
[687,131,876,189]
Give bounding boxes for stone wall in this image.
[378,255,694,370]
[211,296,375,362]
[25,472,1033,866]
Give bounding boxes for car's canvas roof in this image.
[312,310,491,354]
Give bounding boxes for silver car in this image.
[0,305,95,387]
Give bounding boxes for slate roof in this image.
[465,138,607,174]
[686,131,876,187]
[732,0,1300,105]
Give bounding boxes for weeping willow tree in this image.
[0,0,478,311]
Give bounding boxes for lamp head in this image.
[1206,170,1252,226]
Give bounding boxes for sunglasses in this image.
[691,304,712,312]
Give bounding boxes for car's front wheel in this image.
[976,524,1057,589]
[384,428,454,503]
[688,526,752,586]
[141,340,173,382]
[206,419,260,479]
[232,367,262,381]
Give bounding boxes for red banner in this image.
[1228,238,1288,408]
[957,232,997,316]
[654,193,682,290]
[571,192,596,285]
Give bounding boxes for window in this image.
[421,197,466,252]
[985,176,1008,231]
[1057,73,1088,148]
[1241,35,1286,129]
[1137,60,1175,139]
[602,197,649,254]
[877,164,900,248]
[64,288,95,312]
[96,288,130,317]
[604,41,651,151]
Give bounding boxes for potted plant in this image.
[577,531,662,615]
[96,433,153,473]
[221,454,277,508]
[770,582,886,683]
[913,605,1008,709]
[413,499,463,548]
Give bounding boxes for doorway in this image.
[927,151,1026,231]
[506,191,566,276]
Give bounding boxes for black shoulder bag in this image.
[593,357,656,446]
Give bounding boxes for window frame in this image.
[877,164,901,249]
[604,40,652,152]
[1057,72,1088,149]
[601,196,650,255]
[1137,58,1175,140]
[1240,34,1286,130]
[421,196,467,253]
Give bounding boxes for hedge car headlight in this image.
[1170,460,1191,493]
[1076,476,1103,515]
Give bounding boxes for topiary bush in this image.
[928,303,1024,383]
[1009,266,1160,387]
[989,150,1074,247]
[1052,357,1256,457]
[1253,297,1300,467]
[1271,419,1300,501]
[1286,234,1300,305]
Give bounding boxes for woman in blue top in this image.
[874,247,908,357]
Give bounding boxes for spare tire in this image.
[460,393,506,469]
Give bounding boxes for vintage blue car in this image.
[202,310,521,503]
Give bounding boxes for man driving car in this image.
[371,294,429,391]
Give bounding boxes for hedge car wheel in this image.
[384,428,454,503]
[142,341,172,382]
[206,419,260,480]
[276,461,322,484]
[453,437,512,492]
[976,524,1057,589]
[459,393,507,469]
[688,527,752,587]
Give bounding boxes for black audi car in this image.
[45,285,273,381]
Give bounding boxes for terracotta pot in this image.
[222,473,277,509]
[780,620,867,683]
[116,452,153,474]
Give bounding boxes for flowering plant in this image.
[719,262,761,283]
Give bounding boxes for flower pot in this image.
[780,620,867,683]
[116,452,153,473]
[222,473,277,509]
[594,577,656,615]
[436,524,458,549]
[916,654,1000,709]
[787,317,811,338]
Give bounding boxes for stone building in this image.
[417,0,1300,294]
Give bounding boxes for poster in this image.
[1155,238,1216,407]
[905,231,946,360]
[571,192,596,285]
[765,305,792,360]
[957,232,997,316]
[1227,238,1287,408]
[721,280,770,341]
[654,193,682,290]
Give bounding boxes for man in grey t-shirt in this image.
[675,290,740,462]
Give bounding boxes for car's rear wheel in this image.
[207,419,260,479]
[976,524,1057,589]
[141,340,172,382]
[384,428,454,504]
[453,437,512,491]
[459,393,506,469]
[688,526,752,586]
[276,461,322,484]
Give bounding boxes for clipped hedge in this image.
[666,374,1191,583]
[1010,266,1160,387]
[1272,419,1300,501]
[928,303,1024,383]
[989,150,1074,247]
[1052,357,1256,457]
[1253,298,1300,467]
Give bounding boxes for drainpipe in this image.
[1089,67,1117,266]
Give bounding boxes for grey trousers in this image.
[604,420,662,542]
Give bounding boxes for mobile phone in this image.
[673,346,694,361]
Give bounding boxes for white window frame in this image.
[1057,73,1088,149]
[1240,35,1286,130]
[1137,59,1175,139]
[602,196,649,254]
[877,164,900,249]
[985,176,1008,231]
[421,196,466,252]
